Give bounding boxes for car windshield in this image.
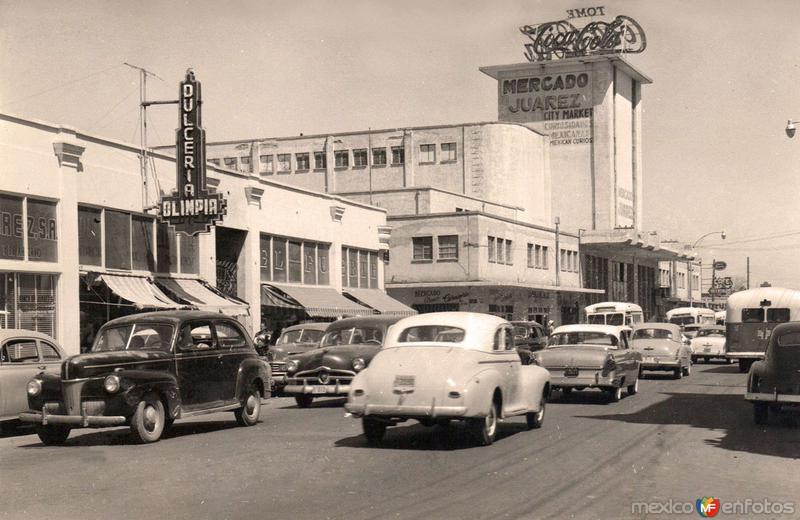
[92,323,175,352]
[321,327,383,347]
[669,316,696,326]
[548,332,618,347]
[513,326,529,339]
[633,328,673,340]
[587,313,623,325]
[278,329,324,345]
[397,325,466,343]
[695,329,724,338]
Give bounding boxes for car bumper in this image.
[548,371,621,388]
[19,408,126,427]
[745,392,800,404]
[727,352,764,359]
[640,359,681,370]
[345,402,467,418]
[283,383,350,396]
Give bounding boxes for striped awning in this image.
[157,278,249,316]
[343,288,417,316]
[99,274,181,309]
[263,284,371,319]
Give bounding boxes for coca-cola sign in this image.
[519,15,646,62]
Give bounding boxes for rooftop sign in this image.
[159,69,226,235]
[519,15,646,62]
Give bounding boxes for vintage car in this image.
[20,311,270,445]
[682,323,703,339]
[264,322,328,393]
[533,324,641,402]
[0,330,66,432]
[746,322,800,425]
[511,320,548,365]
[283,315,402,408]
[690,325,728,363]
[631,323,692,378]
[345,312,550,446]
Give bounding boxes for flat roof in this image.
[479,55,652,85]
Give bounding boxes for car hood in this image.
[290,344,380,373]
[536,346,610,368]
[63,350,172,379]
[270,342,319,361]
[632,339,679,357]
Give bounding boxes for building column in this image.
[241,187,265,335]
[403,130,414,187]
[324,136,336,192]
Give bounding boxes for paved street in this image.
[1,363,798,520]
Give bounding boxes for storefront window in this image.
[260,234,271,282]
[0,194,24,260]
[348,249,358,288]
[272,237,287,282]
[180,234,199,274]
[157,223,178,273]
[288,241,302,283]
[317,244,330,285]
[105,210,131,270]
[0,272,57,338]
[78,206,102,266]
[359,251,368,287]
[369,252,378,288]
[341,249,347,286]
[131,215,155,271]
[303,242,317,285]
[27,198,57,262]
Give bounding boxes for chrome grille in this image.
[61,380,86,415]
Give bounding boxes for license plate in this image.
[646,357,655,363]
[393,375,415,392]
[564,367,579,377]
[311,385,328,394]
[703,347,711,353]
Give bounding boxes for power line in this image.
[0,63,125,108]
[699,230,800,247]
[88,85,140,131]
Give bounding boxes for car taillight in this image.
[602,357,616,372]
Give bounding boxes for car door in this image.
[495,326,520,413]
[612,332,637,382]
[214,320,250,404]
[0,338,44,420]
[174,321,222,410]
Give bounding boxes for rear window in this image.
[695,329,724,338]
[513,326,529,339]
[669,316,695,326]
[767,308,790,323]
[397,326,465,343]
[742,308,764,323]
[777,332,800,347]
[549,332,618,347]
[633,328,673,340]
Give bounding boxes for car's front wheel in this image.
[235,383,261,426]
[754,402,769,425]
[36,425,71,445]
[130,392,165,444]
[469,398,499,445]
[294,395,314,408]
[526,391,546,429]
[362,417,387,445]
[606,386,623,403]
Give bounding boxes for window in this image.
[419,144,435,163]
[1,273,57,338]
[223,157,237,168]
[105,210,131,270]
[209,158,221,166]
[497,238,505,264]
[260,234,271,282]
[277,153,291,173]
[314,151,326,169]
[527,244,534,268]
[215,322,247,348]
[131,215,155,271]
[2,340,39,363]
[560,249,567,272]
[335,150,349,168]
[359,251,368,287]
[369,252,378,288]
[541,246,549,269]
[272,237,287,282]
[1,195,58,263]
[488,236,496,263]
[353,149,368,167]
[413,236,433,261]
[742,308,764,323]
[398,325,465,343]
[239,156,251,171]
[303,242,317,285]
[438,235,458,260]
[391,146,404,165]
[288,241,302,283]
[78,205,102,266]
[296,153,310,171]
[767,308,790,323]
[179,322,217,351]
[504,240,513,265]
[40,342,61,360]
[441,142,457,161]
[180,234,199,275]
[372,148,387,166]
[259,155,274,175]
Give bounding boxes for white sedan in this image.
[345,312,551,446]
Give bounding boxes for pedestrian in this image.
[546,320,555,336]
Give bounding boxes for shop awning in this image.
[157,277,250,316]
[263,284,372,318]
[99,274,182,309]
[343,288,417,316]
[260,285,303,310]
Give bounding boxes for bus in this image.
[714,310,726,325]
[584,302,644,326]
[726,287,800,372]
[665,307,716,338]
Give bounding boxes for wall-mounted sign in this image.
[713,261,727,271]
[519,15,646,62]
[159,70,226,236]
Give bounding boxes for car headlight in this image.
[352,358,366,371]
[103,374,121,393]
[286,359,299,373]
[27,379,42,397]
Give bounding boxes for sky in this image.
[1,0,799,288]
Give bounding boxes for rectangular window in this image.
[505,240,513,265]
[272,237,287,282]
[180,234,199,274]
[105,210,131,270]
[209,158,221,166]
[341,248,348,287]
[296,153,310,171]
[288,241,302,283]
[742,308,764,323]
[488,236,496,263]
[441,142,457,161]
[391,146,404,165]
[277,153,291,173]
[419,144,435,163]
[542,246,549,269]
[239,156,251,171]
[131,215,155,271]
[78,206,102,266]
[0,194,24,260]
[560,249,567,272]
[303,242,317,285]
[369,252,378,288]
[317,243,330,285]
[27,198,58,262]
[260,234,271,282]
[353,149,368,167]
[314,151,326,169]
[156,223,178,273]
[527,244,534,268]
[372,148,387,166]
[359,250,368,287]
[335,150,349,168]
[438,235,458,260]
[223,157,237,169]
[496,238,505,264]
[767,308,790,323]
[348,248,358,288]
[412,236,433,261]
[259,155,274,175]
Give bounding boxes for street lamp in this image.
[688,231,726,307]
[786,120,797,139]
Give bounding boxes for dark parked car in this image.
[745,322,800,425]
[511,320,548,364]
[264,322,328,393]
[283,315,402,408]
[21,311,270,445]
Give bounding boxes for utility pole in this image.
[746,256,750,289]
[554,216,560,287]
